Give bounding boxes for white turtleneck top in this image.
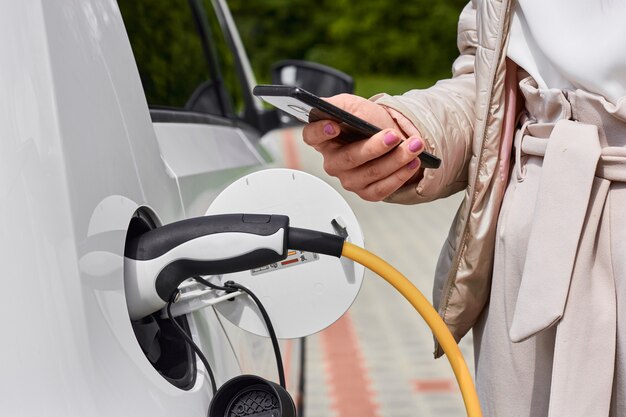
[507,0,626,103]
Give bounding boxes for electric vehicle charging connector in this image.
[124,213,482,417]
[124,214,344,320]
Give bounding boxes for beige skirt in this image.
[474,77,626,417]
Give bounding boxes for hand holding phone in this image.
[253,85,441,169]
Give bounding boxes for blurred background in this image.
[230,0,467,97]
[120,0,467,104]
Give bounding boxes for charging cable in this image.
[193,276,287,389]
[166,275,287,395]
[340,242,482,417]
[286,229,482,417]
[166,291,218,395]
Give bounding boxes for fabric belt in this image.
[520,133,626,183]
[507,77,626,416]
[509,120,603,342]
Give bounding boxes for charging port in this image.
[126,208,197,390]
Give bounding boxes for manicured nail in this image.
[407,159,419,170]
[408,138,423,153]
[324,123,335,136]
[383,131,399,146]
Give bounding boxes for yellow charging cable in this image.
[341,241,482,417]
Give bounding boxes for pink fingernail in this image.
[383,131,399,146]
[408,138,423,153]
[324,123,335,136]
[407,159,419,170]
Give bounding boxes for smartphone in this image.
[253,84,441,169]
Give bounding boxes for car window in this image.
[201,0,245,116]
[118,0,237,118]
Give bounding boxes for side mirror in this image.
[270,60,354,126]
[271,60,354,97]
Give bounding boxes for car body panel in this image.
[0,0,298,415]
[153,122,266,217]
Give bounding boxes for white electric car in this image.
[0,1,353,415]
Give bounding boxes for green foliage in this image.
[354,74,440,98]
[228,0,467,81]
[119,0,209,107]
[119,0,247,113]
[227,0,328,77]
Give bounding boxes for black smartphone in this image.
[253,84,441,169]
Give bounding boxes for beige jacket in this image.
[374,0,515,356]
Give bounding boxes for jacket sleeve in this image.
[373,1,478,204]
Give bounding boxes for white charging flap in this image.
[205,168,365,339]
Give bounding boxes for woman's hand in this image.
[302,94,425,201]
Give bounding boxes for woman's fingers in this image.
[302,120,341,146]
[321,128,405,175]
[337,136,424,197]
[359,157,422,201]
[302,93,396,147]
